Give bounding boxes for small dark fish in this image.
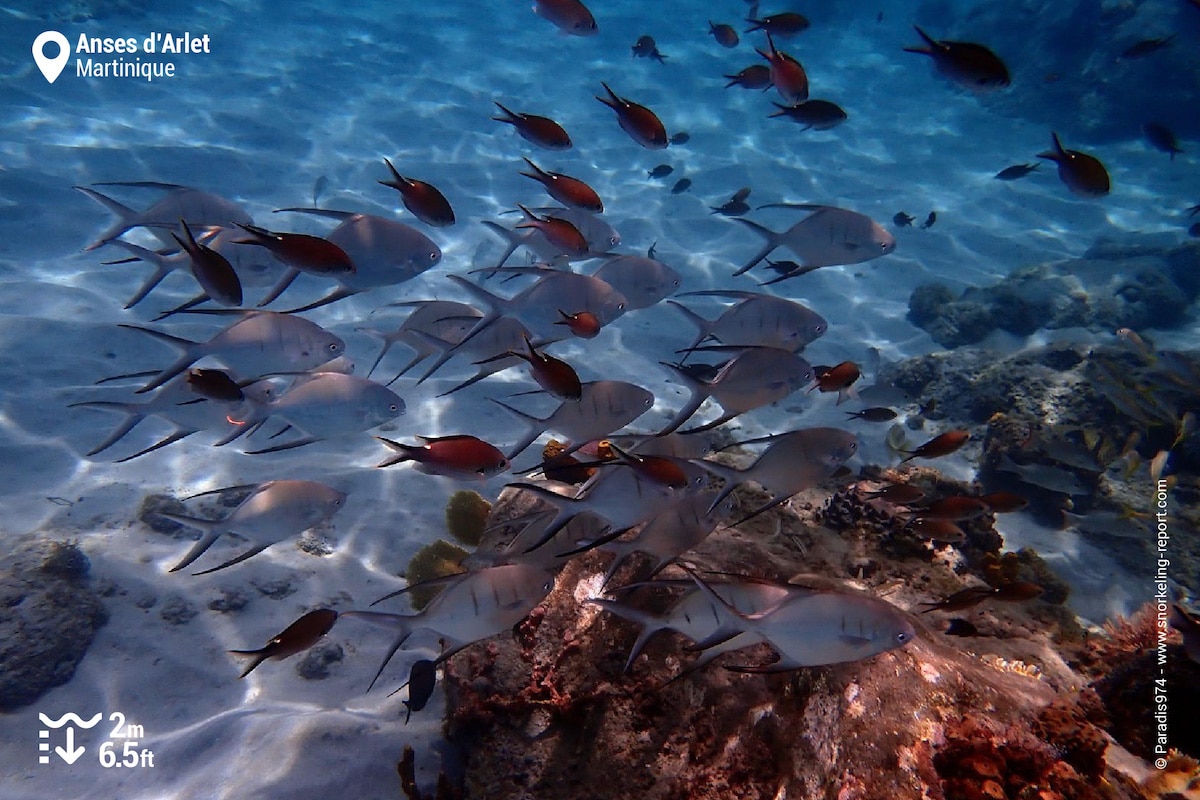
[477,333,581,401]
[555,309,601,339]
[918,398,937,416]
[232,223,355,276]
[312,175,329,207]
[994,163,1039,181]
[172,219,242,306]
[709,21,739,48]
[541,440,596,484]
[648,164,674,179]
[725,65,773,90]
[674,361,723,382]
[994,582,1044,603]
[185,368,243,402]
[899,430,970,463]
[402,659,438,723]
[905,518,965,543]
[919,586,997,613]
[514,203,589,256]
[911,496,990,522]
[944,618,979,637]
[903,25,1010,91]
[1119,35,1174,60]
[769,99,847,131]
[921,211,937,229]
[764,258,803,275]
[844,407,897,422]
[893,212,915,227]
[670,132,690,145]
[862,483,926,504]
[1191,222,1200,238]
[710,192,752,216]
[492,102,573,151]
[976,491,1029,513]
[632,35,667,63]
[671,178,692,194]
[745,12,810,37]
[1143,123,1183,160]
[520,157,604,213]
[378,158,456,227]
[758,32,809,104]
[1037,132,1110,198]
[229,609,339,678]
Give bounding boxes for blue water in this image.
[0,1,1196,797]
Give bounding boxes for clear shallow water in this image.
[0,1,1196,797]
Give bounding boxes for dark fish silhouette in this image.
[172,219,242,306]
[378,158,455,227]
[1037,132,1110,197]
[725,64,772,90]
[1119,35,1173,60]
[893,212,915,227]
[757,33,808,104]
[402,660,438,722]
[994,163,1039,181]
[903,25,1009,91]
[670,132,690,145]
[844,407,897,422]
[596,82,669,149]
[229,609,339,678]
[648,164,674,179]
[898,430,970,463]
[632,35,667,63]
[671,178,692,194]
[709,21,738,48]
[745,12,809,37]
[1143,123,1183,160]
[769,99,847,130]
[921,211,937,229]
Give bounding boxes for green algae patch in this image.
[445,490,491,547]
[404,539,469,610]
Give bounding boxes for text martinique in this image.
[74,32,210,82]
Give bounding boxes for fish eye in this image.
[617,302,626,311]
[328,342,339,351]
[389,403,399,412]
[896,631,910,644]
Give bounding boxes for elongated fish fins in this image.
[656,362,712,436]
[68,401,147,456]
[279,286,357,314]
[75,186,142,251]
[166,526,224,573]
[103,240,176,308]
[666,300,716,354]
[191,543,272,575]
[116,324,202,394]
[491,399,548,460]
[255,267,302,308]
[480,220,525,273]
[338,610,418,692]
[443,275,508,350]
[731,218,783,275]
[687,459,748,514]
[273,207,358,220]
[587,597,669,673]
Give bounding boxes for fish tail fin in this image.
[338,611,416,693]
[75,186,140,251]
[117,324,201,394]
[656,362,711,436]
[907,25,937,52]
[587,598,664,673]
[68,404,145,456]
[690,460,745,513]
[374,436,417,468]
[836,385,859,405]
[595,82,619,110]
[491,101,517,124]
[731,218,781,275]
[444,275,505,350]
[255,267,302,308]
[505,483,576,552]
[666,301,713,354]
[480,221,522,273]
[490,399,546,460]
[228,649,269,679]
[356,327,399,379]
[167,527,223,573]
[105,240,175,308]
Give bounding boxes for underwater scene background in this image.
[1,0,1198,798]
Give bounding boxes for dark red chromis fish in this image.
[1037,132,1110,197]
[492,102,572,150]
[725,64,772,90]
[520,157,603,213]
[769,99,846,131]
[595,82,669,149]
[375,434,510,478]
[745,12,810,37]
[514,204,590,257]
[903,25,1010,91]
[555,309,601,339]
[229,608,338,678]
[757,33,808,104]
[1143,122,1182,160]
[172,219,242,306]
[185,367,244,402]
[232,223,354,275]
[378,158,455,227]
[532,0,597,36]
[709,21,738,48]
[899,430,970,463]
[503,334,582,400]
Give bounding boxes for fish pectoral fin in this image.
[243,436,321,455]
[169,530,223,573]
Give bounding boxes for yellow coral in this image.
[404,539,469,610]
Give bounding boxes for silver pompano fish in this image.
[493,379,654,459]
[590,577,793,672]
[262,209,442,312]
[231,372,405,454]
[591,246,681,310]
[658,346,814,434]
[119,311,345,393]
[343,563,556,691]
[670,290,827,352]
[507,459,707,553]
[161,479,347,575]
[104,227,284,309]
[695,427,859,522]
[413,315,539,396]
[447,271,627,350]
[360,300,483,382]
[70,375,276,461]
[732,204,896,275]
[689,575,915,671]
[76,182,253,251]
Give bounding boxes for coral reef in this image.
[0,536,108,711]
[405,540,470,610]
[444,491,492,547]
[906,240,1200,348]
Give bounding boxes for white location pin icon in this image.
[32,31,70,84]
